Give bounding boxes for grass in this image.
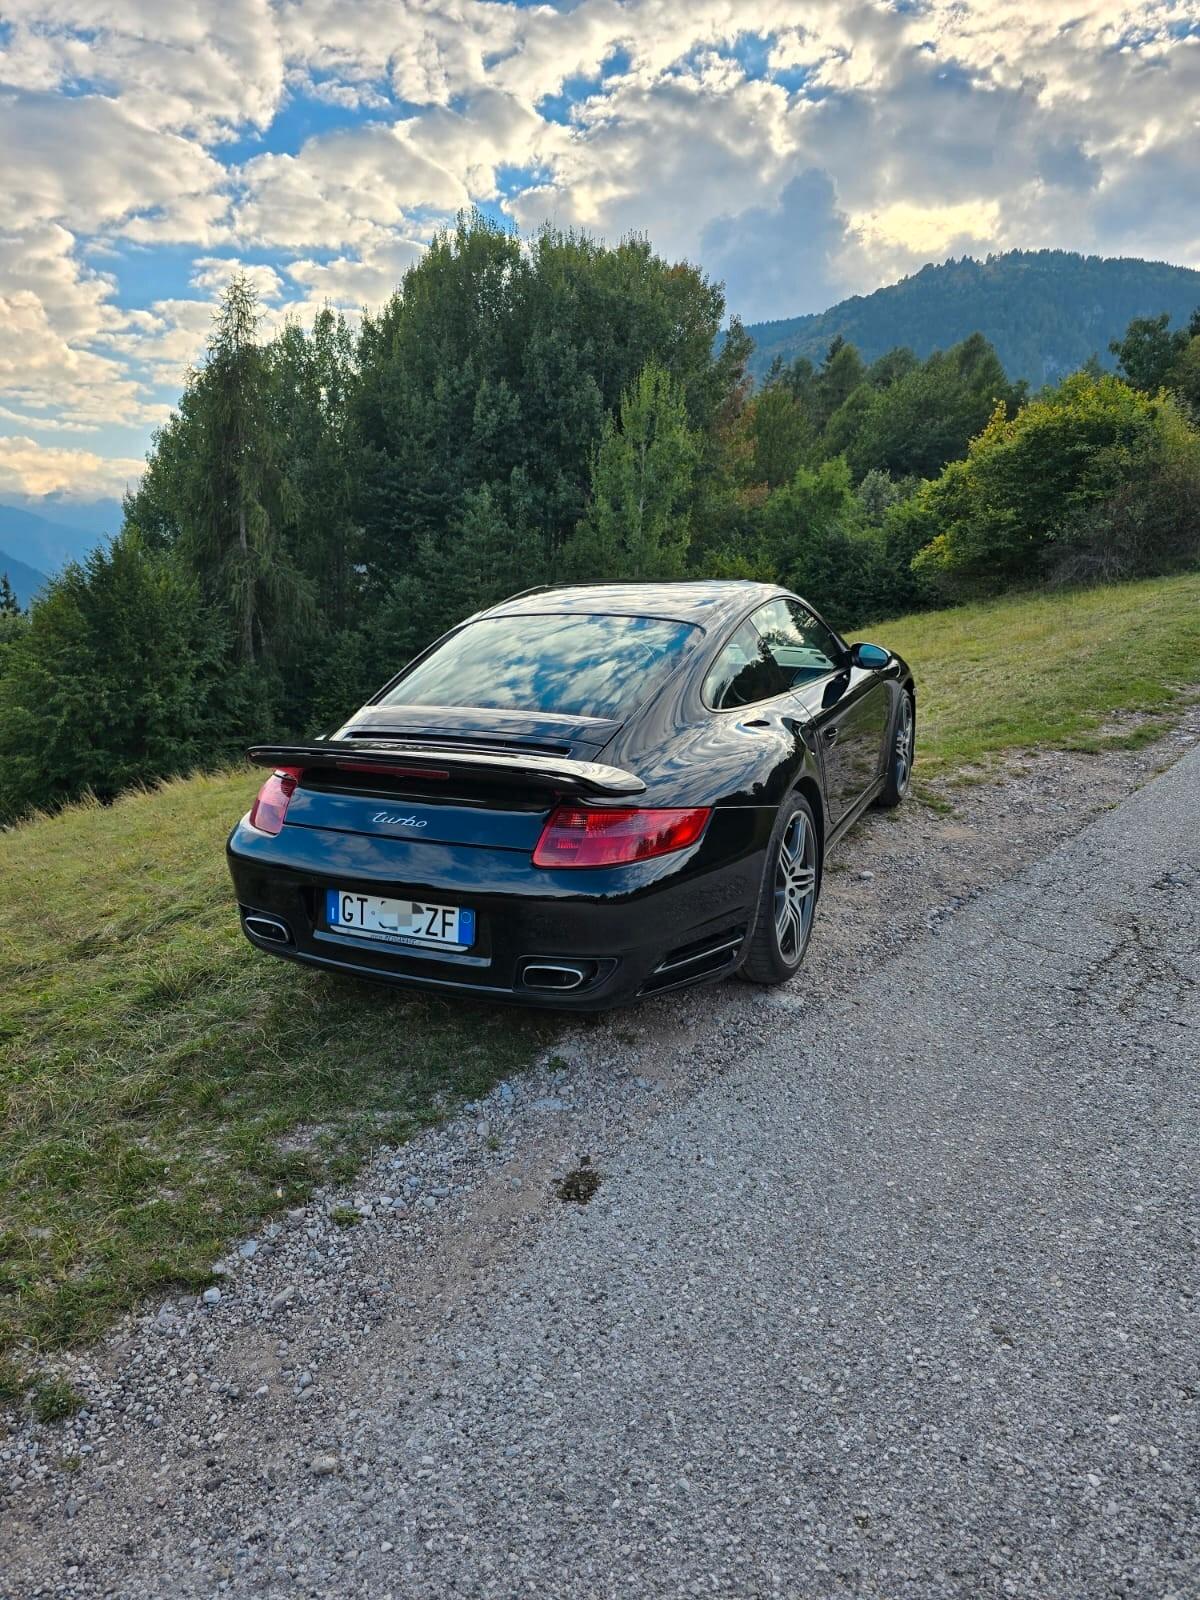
[860,572,1200,781]
[3,571,1199,1403]
[0,771,550,1398]
[28,1376,85,1423]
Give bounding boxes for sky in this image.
[1,0,1199,503]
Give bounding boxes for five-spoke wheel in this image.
[774,809,818,963]
[740,794,821,984]
[877,691,915,808]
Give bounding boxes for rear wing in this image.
[246,741,646,800]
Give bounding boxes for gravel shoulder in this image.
[3,710,1199,1599]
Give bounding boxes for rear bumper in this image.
[226,807,772,1010]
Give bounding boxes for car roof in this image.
[481,580,788,627]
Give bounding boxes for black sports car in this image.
[228,581,914,1009]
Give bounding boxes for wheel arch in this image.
[794,773,825,861]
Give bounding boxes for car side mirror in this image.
[850,641,891,669]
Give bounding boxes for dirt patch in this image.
[554,1161,601,1204]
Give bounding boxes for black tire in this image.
[876,689,914,809]
[738,793,821,986]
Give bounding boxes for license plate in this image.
[325,889,475,949]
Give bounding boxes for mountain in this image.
[0,494,123,540]
[0,548,49,608]
[0,501,117,573]
[743,250,1200,388]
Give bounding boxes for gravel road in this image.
[4,727,1199,1599]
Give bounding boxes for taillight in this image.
[248,767,303,835]
[532,805,711,868]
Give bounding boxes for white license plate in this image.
[325,889,475,949]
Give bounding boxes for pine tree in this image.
[0,573,20,616]
[561,363,699,581]
[183,274,309,664]
[0,533,230,822]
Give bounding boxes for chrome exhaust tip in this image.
[243,912,293,945]
[521,962,588,992]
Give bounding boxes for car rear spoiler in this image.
[246,741,647,800]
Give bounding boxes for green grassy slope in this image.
[2,572,1199,1394]
[863,573,1200,780]
[0,773,550,1396]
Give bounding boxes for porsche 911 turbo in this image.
[227,581,915,1009]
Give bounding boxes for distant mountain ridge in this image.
[0,548,48,609]
[743,250,1200,388]
[0,500,120,575]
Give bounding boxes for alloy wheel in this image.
[774,810,818,963]
[894,696,914,794]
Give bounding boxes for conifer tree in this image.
[182,274,308,664]
[562,363,698,581]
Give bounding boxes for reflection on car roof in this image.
[486,580,785,625]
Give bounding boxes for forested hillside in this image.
[1,217,1198,825]
[744,251,1200,387]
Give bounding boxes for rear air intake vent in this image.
[641,927,746,994]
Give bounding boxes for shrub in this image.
[912,374,1200,594]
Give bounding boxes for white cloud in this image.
[0,1,285,136]
[700,171,852,323]
[0,91,228,241]
[285,238,427,308]
[0,225,153,429]
[0,405,98,432]
[0,434,143,498]
[229,90,552,254]
[855,200,1004,258]
[509,70,800,266]
[190,258,287,301]
[232,121,466,250]
[98,297,222,395]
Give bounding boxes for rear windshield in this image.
[380,613,698,721]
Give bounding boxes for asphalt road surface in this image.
[13,744,1200,1599]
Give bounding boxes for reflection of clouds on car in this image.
[381,614,699,722]
[705,598,844,707]
[751,598,841,683]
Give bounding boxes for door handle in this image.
[823,726,839,745]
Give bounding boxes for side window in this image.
[753,598,844,686]
[703,620,791,709]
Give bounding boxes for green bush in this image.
[912,374,1200,594]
